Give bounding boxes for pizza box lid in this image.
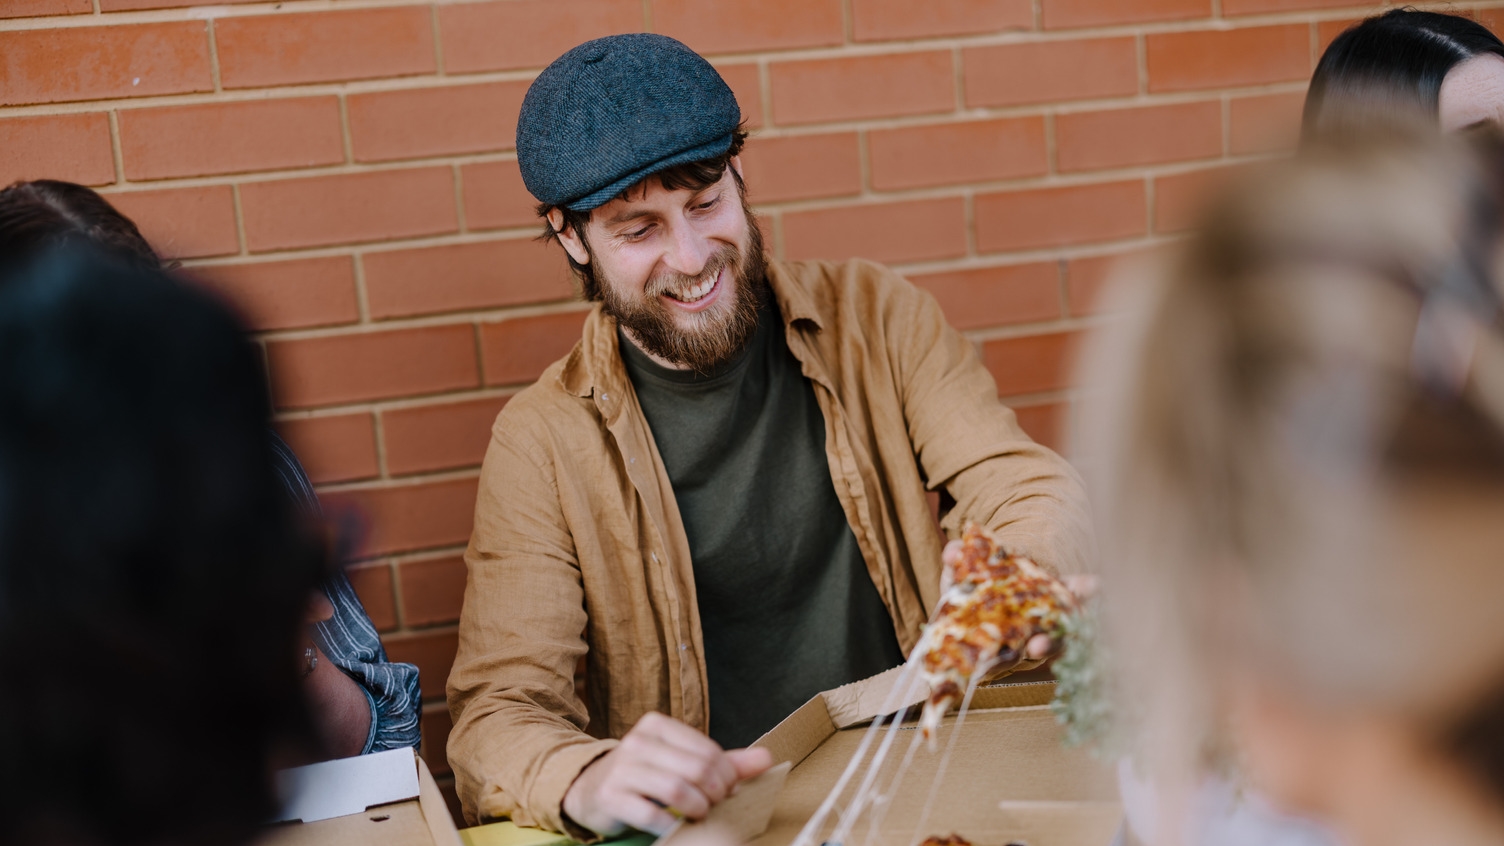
[664,667,1123,846]
[261,747,464,846]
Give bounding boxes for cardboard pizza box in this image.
[666,666,1122,846]
[261,747,464,846]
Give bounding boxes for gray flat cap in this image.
[516,33,742,212]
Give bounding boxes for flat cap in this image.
[516,33,741,212]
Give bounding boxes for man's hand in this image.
[562,712,774,838]
[939,539,1097,673]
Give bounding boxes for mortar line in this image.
[207,18,222,92]
[230,183,249,256]
[107,110,126,185]
[451,164,468,233]
[372,407,391,479]
[338,93,355,164]
[429,4,445,75]
[640,0,653,30]
[1055,258,1070,318]
[1220,94,1231,157]
[352,251,373,323]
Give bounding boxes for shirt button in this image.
[601,392,609,401]
[679,643,689,651]
[629,457,636,465]
[651,553,658,563]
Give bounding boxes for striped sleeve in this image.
[268,431,422,753]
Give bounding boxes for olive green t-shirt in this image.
[619,301,906,749]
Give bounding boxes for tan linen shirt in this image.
[446,257,1093,834]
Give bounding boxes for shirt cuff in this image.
[526,738,620,842]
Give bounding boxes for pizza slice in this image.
[916,523,1077,744]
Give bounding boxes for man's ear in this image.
[729,155,743,182]
[547,208,591,266]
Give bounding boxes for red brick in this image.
[480,310,590,386]
[398,555,469,627]
[1041,0,1208,29]
[741,133,862,203]
[1224,0,1375,14]
[349,82,528,163]
[216,7,435,89]
[1012,401,1066,452]
[853,0,1031,41]
[964,38,1138,108]
[1154,166,1237,234]
[346,561,398,632]
[0,22,212,106]
[1056,101,1222,173]
[784,197,968,265]
[384,397,510,477]
[266,325,480,410]
[869,117,1047,191]
[193,256,360,331]
[383,628,461,698]
[1066,252,1128,316]
[439,0,643,74]
[982,330,1083,396]
[1147,25,1310,93]
[0,113,114,187]
[654,0,843,54]
[976,181,1146,253]
[1317,17,1365,51]
[327,480,478,559]
[716,63,764,129]
[421,705,454,775]
[241,168,459,252]
[1230,92,1305,155]
[106,186,239,260]
[771,52,955,126]
[460,161,537,231]
[100,0,258,9]
[364,239,574,321]
[1476,11,1503,38]
[275,413,381,485]
[2,0,90,17]
[119,98,344,181]
[907,263,1061,331]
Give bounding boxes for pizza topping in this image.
[916,524,1077,743]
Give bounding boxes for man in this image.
[447,33,1093,840]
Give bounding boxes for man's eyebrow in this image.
[603,208,656,226]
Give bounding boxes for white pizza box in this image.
[261,747,464,846]
[666,667,1123,846]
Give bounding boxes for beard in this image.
[599,204,768,374]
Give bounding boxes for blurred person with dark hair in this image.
[1304,8,1504,136]
[0,248,327,845]
[447,33,1092,839]
[0,179,421,759]
[1079,128,1504,846]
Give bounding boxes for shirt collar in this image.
[558,255,820,402]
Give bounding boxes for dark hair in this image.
[0,179,161,271]
[1303,8,1504,137]
[536,127,749,301]
[0,249,328,846]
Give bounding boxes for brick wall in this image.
[4,0,1500,822]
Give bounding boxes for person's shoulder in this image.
[773,257,929,325]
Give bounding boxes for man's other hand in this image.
[939,539,1098,673]
[562,712,774,838]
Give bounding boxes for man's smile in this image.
[661,265,726,313]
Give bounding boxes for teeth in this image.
[667,271,717,303]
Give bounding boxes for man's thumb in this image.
[727,746,775,780]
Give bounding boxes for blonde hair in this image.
[1079,125,1504,800]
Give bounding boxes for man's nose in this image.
[661,221,713,278]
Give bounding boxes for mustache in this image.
[643,246,737,298]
